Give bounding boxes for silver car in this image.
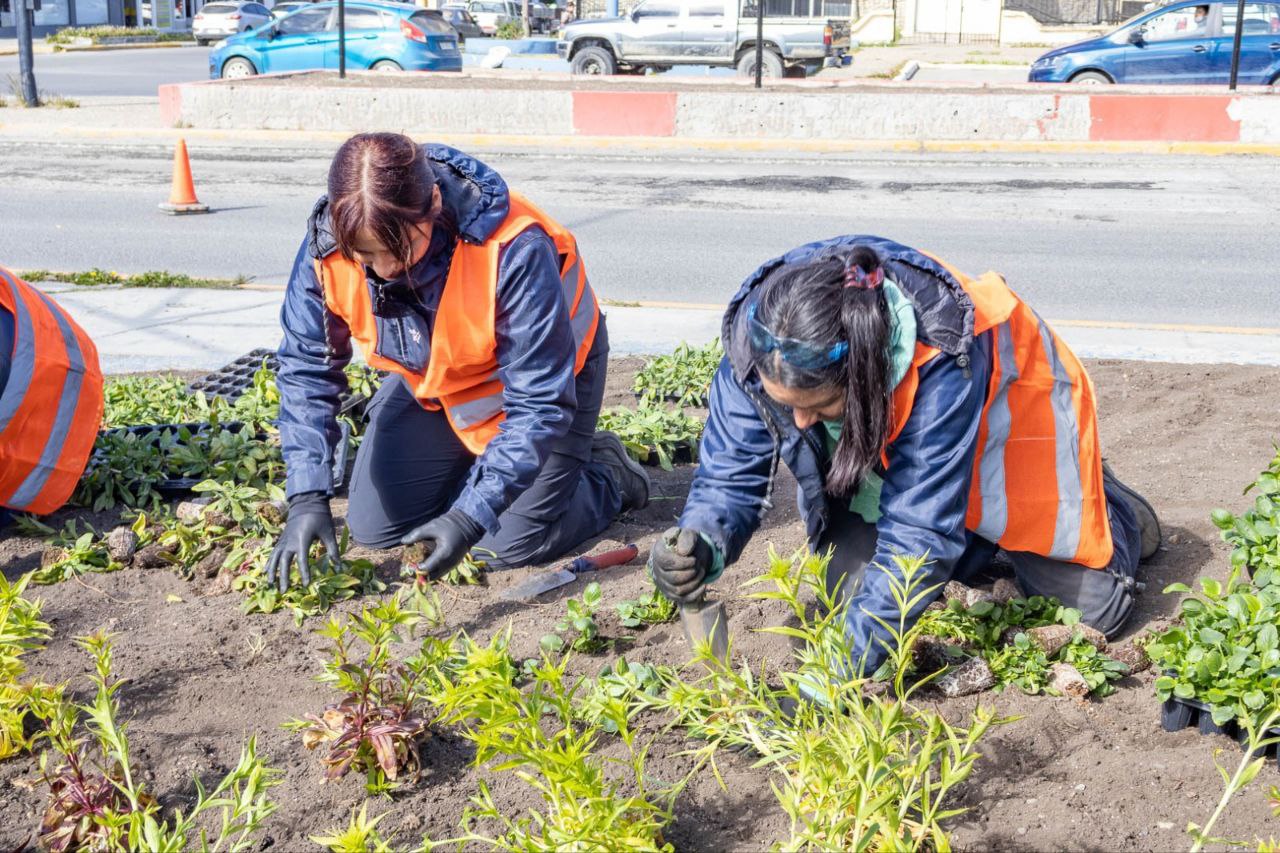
[193,1,273,45]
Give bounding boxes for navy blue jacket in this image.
[276,145,585,534]
[679,236,994,673]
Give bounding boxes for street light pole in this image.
[338,0,346,78]
[1228,0,1246,90]
[14,0,39,107]
[754,0,764,88]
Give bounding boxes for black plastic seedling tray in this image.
[1161,695,1280,767]
[186,349,280,402]
[638,442,697,468]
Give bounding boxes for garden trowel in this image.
[680,591,730,663]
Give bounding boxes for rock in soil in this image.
[105,527,139,563]
[1028,623,1107,657]
[1108,641,1151,674]
[195,547,230,579]
[133,542,174,569]
[40,546,67,568]
[991,577,1023,603]
[1049,662,1091,699]
[175,498,214,524]
[935,656,996,697]
[911,634,963,673]
[943,581,996,608]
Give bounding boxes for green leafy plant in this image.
[312,802,395,852]
[632,338,723,406]
[288,596,441,794]
[21,631,280,852]
[616,587,678,629]
[916,594,1127,697]
[597,404,704,471]
[31,523,122,586]
[494,20,524,38]
[101,374,216,427]
[1184,708,1280,852]
[423,633,680,851]
[541,581,606,653]
[1211,445,1280,578]
[235,540,386,627]
[0,572,52,760]
[647,549,1005,851]
[1147,570,1280,727]
[576,657,671,735]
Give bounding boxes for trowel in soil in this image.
[500,544,640,602]
[680,592,730,663]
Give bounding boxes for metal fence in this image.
[1005,0,1142,25]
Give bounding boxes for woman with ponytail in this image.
[650,236,1161,674]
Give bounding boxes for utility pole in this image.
[1228,0,1246,90]
[754,0,764,87]
[13,0,40,107]
[338,0,346,78]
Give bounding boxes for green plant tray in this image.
[92,421,260,497]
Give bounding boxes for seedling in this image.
[541,581,606,653]
[1211,445,1280,577]
[645,549,1006,850]
[1148,570,1280,727]
[312,803,395,852]
[1184,708,1280,852]
[401,546,491,587]
[632,338,723,406]
[596,404,704,471]
[576,658,671,734]
[21,631,280,852]
[31,523,122,586]
[616,587,678,628]
[289,596,441,794]
[0,572,52,759]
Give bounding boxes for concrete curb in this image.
[159,72,1280,146]
[895,60,920,82]
[0,40,195,55]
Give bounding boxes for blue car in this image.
[1029,0,1280,85]
[209,0,462,79]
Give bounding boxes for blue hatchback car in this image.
[209,0,462,79]
[1029,0,1280,85]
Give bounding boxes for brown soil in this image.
[2,357,1278,851]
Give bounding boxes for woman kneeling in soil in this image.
[650,237,1162,674]
[266,132,649,590]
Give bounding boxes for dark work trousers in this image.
[817,479,1144,638]
[345,323,621,568]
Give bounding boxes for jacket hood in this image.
[722,235,976,384]
[307,143,511,261]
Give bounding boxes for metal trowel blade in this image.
[680,598,729,662]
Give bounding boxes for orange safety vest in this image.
[0,268,104,515]
[316,192,600,455]
[885,260,1114,569]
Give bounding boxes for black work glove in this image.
[265,492,339,593]
[400,509,485,580]
[649,526,716,604]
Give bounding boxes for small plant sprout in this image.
[1185,707,1280,852]
[616,587,678,629]
[235,528,386,626]
[311,802,395,852]
[541,581,607,654]
[596,404,704,471]
[21,631,280,852]
[632,338,723,406]
[289,596,443,794]
[646,549,1007,851]
[0,572,52,759]
[31,523,122,586]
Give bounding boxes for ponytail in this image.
[751,246,894,496]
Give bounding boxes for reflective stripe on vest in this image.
[316,191,599,455]
[0,268,105,514]
[885,264,1113,569]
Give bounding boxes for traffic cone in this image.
[158,138,209,215]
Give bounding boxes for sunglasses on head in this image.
[746,303,848,369]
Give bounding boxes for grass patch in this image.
[963,58,1028,66]
[19,268,249,289]
[5,74,79,109]
[867,59,910,79]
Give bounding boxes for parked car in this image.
[441,3,485,40]
[1028,0,1280,85]
[193,1,273,45]
[556,0,849,77]
[270,1,311,19]
[467,0,517,34]
[209,0,462,77]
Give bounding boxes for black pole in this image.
[15,0,39,107]
[754,0,764,88]
[338,0,346,79]
[1228,0,1246,89]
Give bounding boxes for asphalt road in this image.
[0,139,1277,329]
[0,46,210,97]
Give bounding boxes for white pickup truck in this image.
[556,0,851,77]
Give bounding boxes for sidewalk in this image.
[40,282,1280,374]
